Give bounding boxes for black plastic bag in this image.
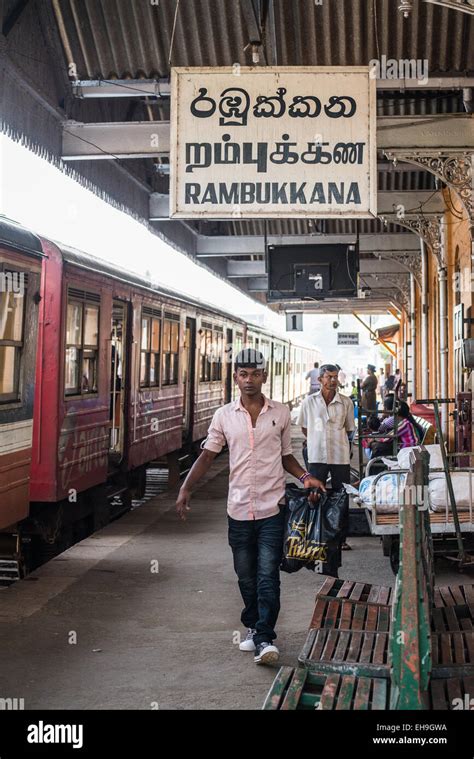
[280,484,348,577]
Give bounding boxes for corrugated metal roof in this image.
[23,0,472,302]
[54,0,474,79]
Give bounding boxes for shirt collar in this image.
[313,390,343,405]
[234,394,274,411]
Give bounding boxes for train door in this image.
[109,300,128,458]
[182,317,196,440]
[224,327,233,403]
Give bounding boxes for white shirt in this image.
[298,391,355,465]
[306,368,321,390]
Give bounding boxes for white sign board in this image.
[286,313,303,332]
[337,332,359,345]
[170,67,376,219]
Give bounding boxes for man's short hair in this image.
[234,348,266,372]
[319,363,339,377]
[314,362,319,368]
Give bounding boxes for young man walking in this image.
[175,349,325,665]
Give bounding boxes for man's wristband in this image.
[298,471,311,484]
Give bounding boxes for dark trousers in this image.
[228,510,284,646]
[308,463,351,544]
[308,463,351,491]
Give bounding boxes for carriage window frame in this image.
[274,344,283,377]
[140,307,162,388]
[162,313,180,386]
[0,270,26,404]
[64,291,100,398]
[200,323,224,383]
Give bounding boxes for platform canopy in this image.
[1,0,473,311]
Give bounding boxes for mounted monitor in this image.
[267,243,359,302]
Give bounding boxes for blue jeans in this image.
[228,510,284,646]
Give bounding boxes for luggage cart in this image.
[362,399,474,573]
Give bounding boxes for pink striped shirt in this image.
[203,396,293,521]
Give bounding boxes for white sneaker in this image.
[239,628,256,651]
[254,641,280,664]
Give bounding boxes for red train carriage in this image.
[0,218,43,578]
[0,217,320,572]
[25,241,246,553]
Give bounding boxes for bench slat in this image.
[335,675,357,710]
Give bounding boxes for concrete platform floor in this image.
[0,452,471,710]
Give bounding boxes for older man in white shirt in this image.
[298,363,355,551]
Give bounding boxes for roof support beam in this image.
[71,79,171,98]
[376,76,474,89]
[228,261,266,277]
[194,234,422,257]
[229,260,417,279]
[247,277,270,291]
[62,115,472,160]
[377,114,473,151]
[68,77,474,99]
[62,121,170,160]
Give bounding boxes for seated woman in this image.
[370,399,419,458]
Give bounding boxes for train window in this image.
[199,327,212,382]
[140,314,161,387]
[0,286,25,402]
[65,297,99,396]
[162,316,179,386]
[234,333,243,359]
[200,324,224,382]
[274,345,283,376]
[211,329,223,381]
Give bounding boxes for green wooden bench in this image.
[262,665,474,711]
[263,449,474,710]
[262,666,390,710]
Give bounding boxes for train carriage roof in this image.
[0,216,45,259]
[0,215,318,354]
[56,240,317,353]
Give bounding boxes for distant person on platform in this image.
[361,364,378,412]
[298,363,355,554]
[306,362,321,395]
[336,364,347,392]
[393,368,402,398]
[378,367,386,402]
[350,381,358,403]
[175,349,325,666]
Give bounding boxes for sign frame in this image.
[170,66,377,220]
[337,332,360,345]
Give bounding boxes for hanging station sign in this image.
[337,332,360,346]
[170,66,376,219]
